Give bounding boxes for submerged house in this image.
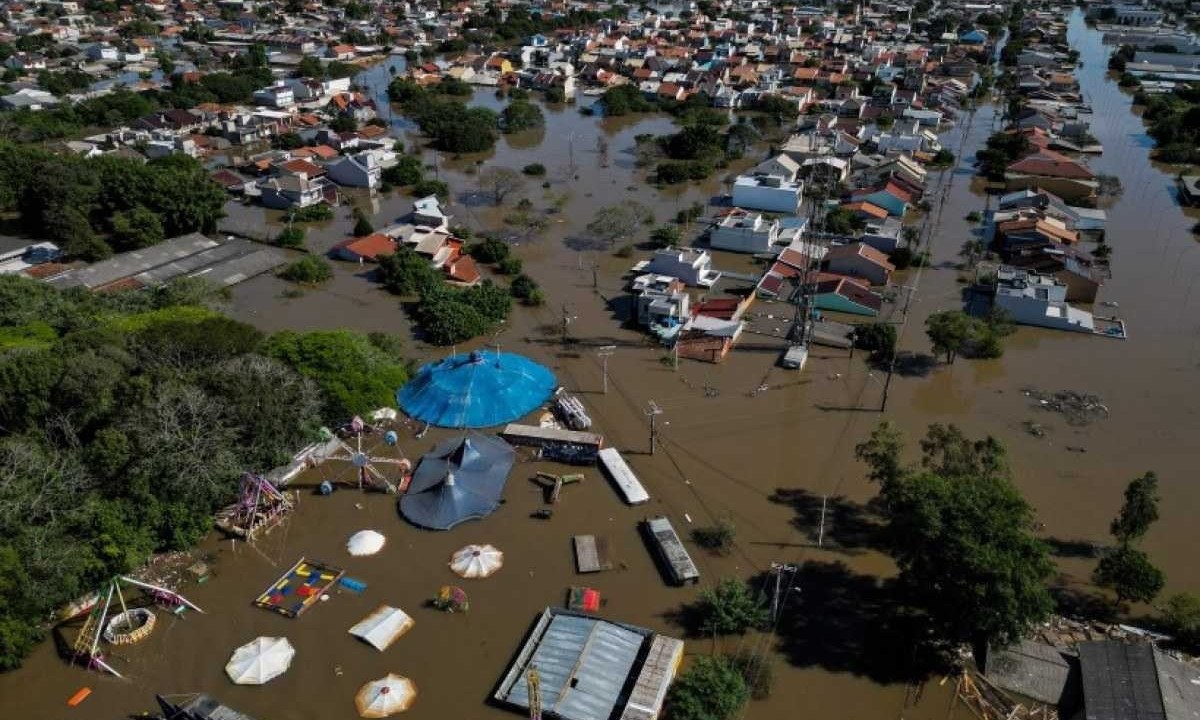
[993,266,1094,333]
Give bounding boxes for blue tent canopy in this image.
[397,350,556,429]
[399,433,515,530]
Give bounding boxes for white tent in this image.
[225,637,295,685]
[349,605,414,651]
[347,529,387,557]
[355,673,417,717]
[449,544,504,579]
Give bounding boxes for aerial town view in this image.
[1,0,1199,718]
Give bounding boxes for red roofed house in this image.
[825,242,896,286]
[1005,150,1098,202]
[332,233,397,263]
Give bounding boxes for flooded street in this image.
[4,11,1199,720]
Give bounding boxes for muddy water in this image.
[5,10,1199,719]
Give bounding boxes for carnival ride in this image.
[70,576,203,677]
[315,416,411,494]
[215,472,294,540]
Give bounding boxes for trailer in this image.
[501,423,604,464]
[642,516,700,586]
[597,447,650,505]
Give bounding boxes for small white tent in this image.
[349,605,414,651]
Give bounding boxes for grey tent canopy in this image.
[399,434,516,530]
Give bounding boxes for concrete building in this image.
[708,212,779,254]
[826,242,895,286]
[631,274,691,326]
[325,151,381,189]
[993,266,1094,333]
[642,247,720,287]
[731,174,804,214]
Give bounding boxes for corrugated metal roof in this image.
[500,611,649,720]
[986,640,1075,706]
[1154,649,1200,720]
[1080,642,1166,720]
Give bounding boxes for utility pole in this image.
[560,304,572,344]
[597,346,615,395]
[881,360,893,412]
[768,562,798,623]
[645,401,662,455]
[816,495,828,548]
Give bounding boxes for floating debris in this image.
[1022,388,1109,426]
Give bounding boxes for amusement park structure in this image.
[215,472,294,540]
[70,576,203,677]
[317,415,410,493]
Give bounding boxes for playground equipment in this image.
[432,586,468,613]
[253,557,343,618]
[531,472,583,504]
[318,416,411,493]
[215,472,293,541]
[70,577,203,677]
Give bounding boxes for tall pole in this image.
[817,495,828,548]
[646,401,662,455]
[881,360,893,412]
[597,346,614,395]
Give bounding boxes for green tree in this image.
[467,237,510,264]
[1110,472,1160,545]
[859,423,1053,650]
[509,273,539,303]
[352,209,374,236]
[649,225,682,249]
[377,247,440,296]
[382,155,424,186]
[852,322,897,362]
[109,205,165,251]
[693,579,769,635]
[587,202,653,247]
[275,225,306,249]
[279,255,333,285]
[1162,593,1200,648]
[925,310,973,363]
[1093,545,1165,605]
[501,99,545,132]
[665,655,749,720]
[263,330,410,419]
[478,166,523,205]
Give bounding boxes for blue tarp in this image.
[397,350,556,429]
[399,433,515,530]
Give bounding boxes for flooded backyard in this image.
[3,10,1199,720]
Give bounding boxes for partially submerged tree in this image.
[1110,472,1160,545]
[856,422,1053,651]
[478,166,524,205]
[665,655,749,720]
[693,578,769,636]
[586,202,653,247]
[1093,545,1165,606]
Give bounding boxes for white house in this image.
[731,174,804,214]
[252,83,296,108]
[86,43,120,62]
[642,247,720,287]
[0,88,59,110]
[993,266,1094,333]
[411,195,450,228]
[325,151,381,189]
[709,212,780,254]
[631,274,691,326]
[258,175,328,210]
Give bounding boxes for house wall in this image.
[828,256,889,285]
[1004,175,1097,203]
[731,184,801,214]
[815,293,878,316]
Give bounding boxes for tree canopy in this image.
[856,423,1053,650]
[0,277,408,669]
[665,655,750,720]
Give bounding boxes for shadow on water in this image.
[1043,536,1103,559]
[775,561,945,683]
[893,351,940,377]
[1050,583,1117,623]
[768,488,887,554]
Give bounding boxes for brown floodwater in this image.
[4,10,1199,719]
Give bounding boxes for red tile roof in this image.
[334,233,396,261]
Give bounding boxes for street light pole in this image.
[596,346,615,395]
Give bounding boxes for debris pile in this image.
[1022,388,1109,426]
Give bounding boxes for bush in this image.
[692,579,769,635]
[377,247,440,296]
[411,179,449,199]
[275,226,305,249]
[853,322,897,363]
[692,519,736,555]
[1163,593,1200,648]
[468,237,511,264]
[544,85,566,103]
[615,243,635,258]
[382,155,424,186]
[656,160,714,184]
[889,246,915,269]
[510,273,540,302]
[727,649,775,700]
[290,204,335,222]
[501,99,545,133]
[497,256,523,275]
[352,209,374,237]
[522,162,546,176]
[665,655,749,720]
[649,225,682,249]
[279,255,333,285]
